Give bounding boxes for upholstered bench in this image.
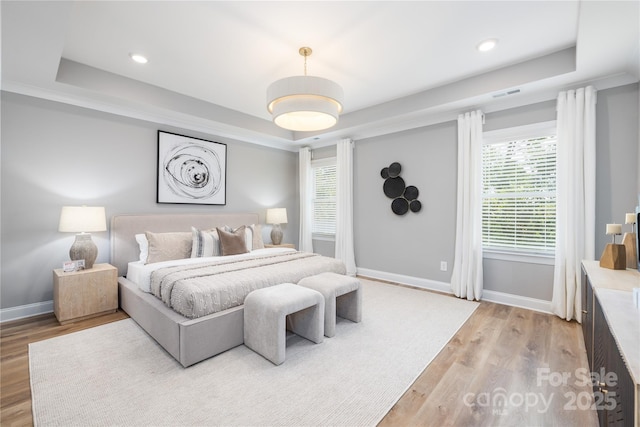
[298,272,362,338]
[244,283,324,365]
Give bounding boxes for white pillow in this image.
[135,233,149,263]
[248,224,265,250]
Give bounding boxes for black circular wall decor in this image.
[388,162,402,178]
[404,185,419,201]
[380,162,423,216]
[383,176,405,198]
[392,197,409,215]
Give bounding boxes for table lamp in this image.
[58,206,107,269]
[599,223,626,270]
[266,208,287,245]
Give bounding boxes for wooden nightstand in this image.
[264,243,296,249]
[53,263,118,324]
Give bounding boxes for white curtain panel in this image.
[450,110,484,301]
[298,147,314,253]
[552,86,596,322]
[335,138,357,275]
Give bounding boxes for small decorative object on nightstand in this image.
[600,224,626,270]
[266,208,288,245]
[53,263,118,324]
[264,243,295,249]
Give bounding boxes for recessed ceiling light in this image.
[129,53,148,64]
[477,39,498,52]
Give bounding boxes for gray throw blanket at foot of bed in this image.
[150,251,346,318]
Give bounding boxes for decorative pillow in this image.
[135,233,149,263]
[248,224,265,250]
[191,227,222,257]
[217,226,249,256]
[224,225,253,251]
[145,231,192,264]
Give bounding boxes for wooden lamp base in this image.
[599,244,626,270]
[622,232,637,269]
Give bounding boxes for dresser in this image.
[581,261,640,426]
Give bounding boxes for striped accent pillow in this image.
[191,227,222,257]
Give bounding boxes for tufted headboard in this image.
[110,212,260,276]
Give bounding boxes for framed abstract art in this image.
[157,131,227,205]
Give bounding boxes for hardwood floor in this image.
[380,299,598,426]
[1,290,597,427]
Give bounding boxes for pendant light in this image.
[267,47,343,132]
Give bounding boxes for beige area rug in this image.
[29,278,478,427]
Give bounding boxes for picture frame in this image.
[157,131,227,205]
[62,260,84,272]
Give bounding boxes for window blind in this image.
[482,135,557,254]
[312,162,337,235]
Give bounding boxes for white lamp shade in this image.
[266,208,288,225]
[267,75,343,131]
[59,206,107,233]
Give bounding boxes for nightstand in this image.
[264,243,296,249]
[53,263,118,324]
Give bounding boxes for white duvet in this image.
[145,249,346,318]
[127,247,296,293]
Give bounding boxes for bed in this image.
[111,213,346,367]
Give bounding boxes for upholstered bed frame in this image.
[111,212,260,367]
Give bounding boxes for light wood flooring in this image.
[1,285,598,426]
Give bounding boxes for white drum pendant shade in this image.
[267,75,343,132]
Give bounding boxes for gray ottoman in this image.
[298,272,362,338]
[244,283,324,365]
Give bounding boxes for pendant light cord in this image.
[299,47,312,76]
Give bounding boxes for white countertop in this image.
[582,260,640,292]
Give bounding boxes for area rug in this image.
[29,278,478,426]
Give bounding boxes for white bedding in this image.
[127,247,296,293]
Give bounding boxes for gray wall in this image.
[353,83,639,301]
[1,92,298,309]
[595,84,639,255]
[354,122,458,282]
[1,83,637,311]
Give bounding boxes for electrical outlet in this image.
[440,261,447,271]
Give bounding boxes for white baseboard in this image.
[0,270,553,324]
[357,268,453,294]
[481,290,552,314]
[0,300,53,323]
[357,267,552,314]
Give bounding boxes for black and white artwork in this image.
[157,131,226,205]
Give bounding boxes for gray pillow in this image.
[217,226,249,256]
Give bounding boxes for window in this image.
[482,122,557,257]
[311,158,337,236]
